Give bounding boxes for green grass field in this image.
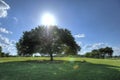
[0,57,120,80]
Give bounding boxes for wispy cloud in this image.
[82,43,109,54]
[13,17,18,22]
[0,27,12,34]
[0,0,10,18]
[85,43,109,49]
[74,34,85,38]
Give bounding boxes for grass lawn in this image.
[0,57,120,80]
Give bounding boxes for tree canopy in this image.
[16,26,80,61]
[85,47,113,58]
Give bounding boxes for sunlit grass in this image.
[0,57,120,67]
[0,57,120,80]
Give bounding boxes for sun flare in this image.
[41,13,56,26]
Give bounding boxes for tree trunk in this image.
[109,53,112,58]
[50,53,53,61]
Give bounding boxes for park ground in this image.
[0,57,120,80]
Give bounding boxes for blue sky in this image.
[0,0,120,55]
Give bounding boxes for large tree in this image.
[16,26,80,61]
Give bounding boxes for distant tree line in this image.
[0,46,10,57]
[85,47,113,58]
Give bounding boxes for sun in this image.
[41,13,56,26]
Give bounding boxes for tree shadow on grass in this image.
[0,60,120,80]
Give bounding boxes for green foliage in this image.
[0,46,2,52]
[0,46,2,57]
[85,47,114,58]
[16,26,80,60]
[0,52,4,57]
[0,53,10,57]
[4,53,10,57]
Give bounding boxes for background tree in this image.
[104,47,113,58]
[0,46,2,53]
[91,49,100,58]
[99,48,106,58]
[0,46,4,57]
[0,46,6,57]
[85,49,100,58]
[85,52,92,57]
[16,26,80,61]
[85,47,114,58]
[4,53,10,57]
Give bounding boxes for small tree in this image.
[0,46,5,57]
[0,46,2,57]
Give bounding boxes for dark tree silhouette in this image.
[85,47,114,58]
[104,47,113,58]
[16,26,80,61]
[99,48,106,58]
[0,46,2,57]
[0,46,6,57]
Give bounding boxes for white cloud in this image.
[74,34,85,38]
[0,0,10,18]
[0,0,17,54]
[0,34,17,55]
[0,27,12,34]
[77,41,83,46]
[85,43,109,49]
[0,34,11,45]
[113,47,120,56]
[0,42,17,55]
